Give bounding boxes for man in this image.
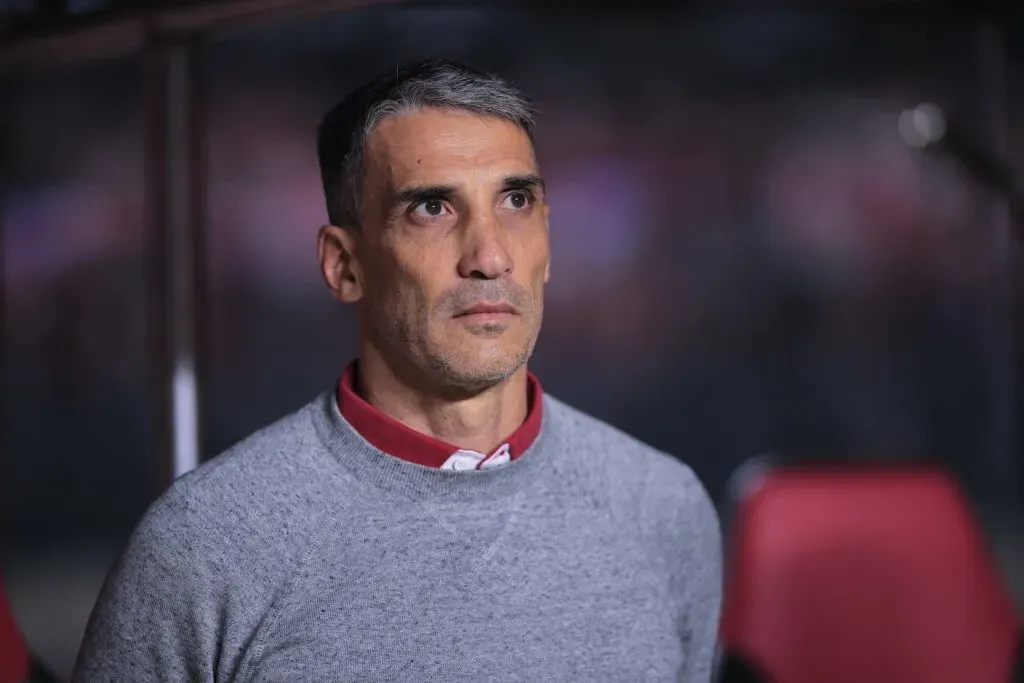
[73,60,721,682]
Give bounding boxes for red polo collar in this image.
[336,363,543,469]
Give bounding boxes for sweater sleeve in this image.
[640,457,723,683]
[676,476,723,683]
[72,494,224,683]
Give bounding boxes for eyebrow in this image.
[391,173,546,209]
[502,173,546,193]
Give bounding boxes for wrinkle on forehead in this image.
[367,109,538,187]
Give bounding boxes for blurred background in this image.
[1,0,1023,678]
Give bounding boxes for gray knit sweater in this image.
[73,390,722,682]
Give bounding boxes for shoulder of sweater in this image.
[542,393,720,580]
[129,392,350,563]
[542,393,718,534]
[543,393,703,488]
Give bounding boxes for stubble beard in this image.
[379,308,542,397]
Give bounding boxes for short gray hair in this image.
[317,59,537,227]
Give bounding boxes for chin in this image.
[426,348,528,392]
[420,322,538,390]
[453,360,522,386]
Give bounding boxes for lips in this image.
[455,302,518,317]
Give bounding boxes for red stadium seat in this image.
[0,581,28,683]
[0,581,60,683]
[717,465,1022,683]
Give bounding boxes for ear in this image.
[318,224,363,303]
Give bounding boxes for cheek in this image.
[377,247,445,315]
[505,216,545,258]
[360,247,415,314]
[521,233,550,285]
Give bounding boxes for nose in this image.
[457,209,514,280]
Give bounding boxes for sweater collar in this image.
[336,362,543,470]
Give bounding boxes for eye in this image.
[410,199,452,220]
[501,190,534,211]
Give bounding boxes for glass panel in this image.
[1,58,148,678]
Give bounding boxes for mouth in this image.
[454,302,519,323]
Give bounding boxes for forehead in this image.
[364,108,538,187]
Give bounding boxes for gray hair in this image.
[317,59,537,227]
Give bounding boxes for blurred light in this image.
[727,454,774,504]
[898,102,945,149]
[173,360,199,478]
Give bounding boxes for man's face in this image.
[338,108,549,393]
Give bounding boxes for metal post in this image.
[975,19,1017,507]
[0,116,9,533]
[145,30,206,489]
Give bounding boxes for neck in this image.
[356,345,529,455]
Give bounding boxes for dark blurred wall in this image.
[2,3,1022,677]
